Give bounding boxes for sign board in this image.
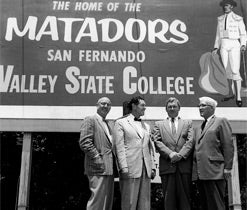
[0,0,247,119]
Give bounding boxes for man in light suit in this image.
[79,97,114,210]
[213,0,246,107]
[152,97,194,210]
[192,96,234,210]
[113,96,156,210]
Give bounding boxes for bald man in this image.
[192,97,234,210]
[79,97,114,210]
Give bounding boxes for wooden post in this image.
[17,133,33,210]
[228,135,242,210]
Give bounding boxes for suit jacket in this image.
[152,118,194,175]
[192,116,234,181]
[79,115,113,176]
[113,115,155,178]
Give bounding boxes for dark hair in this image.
[165,97,181,109]
[128,96,144,111]
[219,0,237,7]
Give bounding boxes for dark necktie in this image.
[224,14,228,30]
[103,119,111,135]
[134,117,141,121]
[171,118,176,136]
[201,119,207,132]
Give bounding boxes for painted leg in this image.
[221,79,235,102]
[234,80,242,107]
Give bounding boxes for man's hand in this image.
[120,167,129,179]
[224,169,232,180]
[152,132,161,141]
[169,152,182,163]
[95,156,105,170]
[212,48,218,54]
[240,45,246,52]
[151,169,156,180]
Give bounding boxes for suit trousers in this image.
[197,179,226,210]
[86,175,114,210]
[161,169,191,210]
[120,165,151,210]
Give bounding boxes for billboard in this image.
[0,0,247,110]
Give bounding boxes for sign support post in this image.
[228,135,242,210]
[17,132,33,210]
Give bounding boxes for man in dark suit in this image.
[192,96,234,210]
[79,97,114,210]
[152,97,194,210]
[113,96,156,210]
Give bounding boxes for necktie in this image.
[224,14,228,30]
[171,118,176,136]
[134,117,141,121]
[103,119,111,135]
[201,119,207,132]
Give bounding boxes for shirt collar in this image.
[167,116,179,121]
[206,114,215,122]
[130,113,141,121]
[96,113,105,121]
[225,11,233,17]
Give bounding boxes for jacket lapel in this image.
[163,119,175,141]
[142,122,149,142]
[127,116,143,139]
[175,119,184,144]
[95,116,112,145]
[199,116,216,141]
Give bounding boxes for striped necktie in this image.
[171,118,176,136]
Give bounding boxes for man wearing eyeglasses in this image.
[192,96,234,210]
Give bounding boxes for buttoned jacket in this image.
[192,116,234,180]
[113,115,155,178]
[152,118,194,175]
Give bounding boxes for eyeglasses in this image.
[99,102,111,106]
[197,104,212,108]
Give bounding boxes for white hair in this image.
[199,97,218,109]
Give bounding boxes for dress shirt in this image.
[168,117,179,133]
[204,115,215,128]
[96,113,112,142]
[130,114,144,137]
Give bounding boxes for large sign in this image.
[0,0,247,107]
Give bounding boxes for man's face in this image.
[198,101,214,119]
[97,97,111,118]
[133,99,146,117]
[223,4,233,13]
[166,101,180,118]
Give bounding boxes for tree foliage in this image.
[1,132,246,209]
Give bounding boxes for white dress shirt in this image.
[168,116,179,133]
[129,114,144,138]
[96,113,112,142]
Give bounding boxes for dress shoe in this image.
[221,95,235,102]
[236,100,242,107]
